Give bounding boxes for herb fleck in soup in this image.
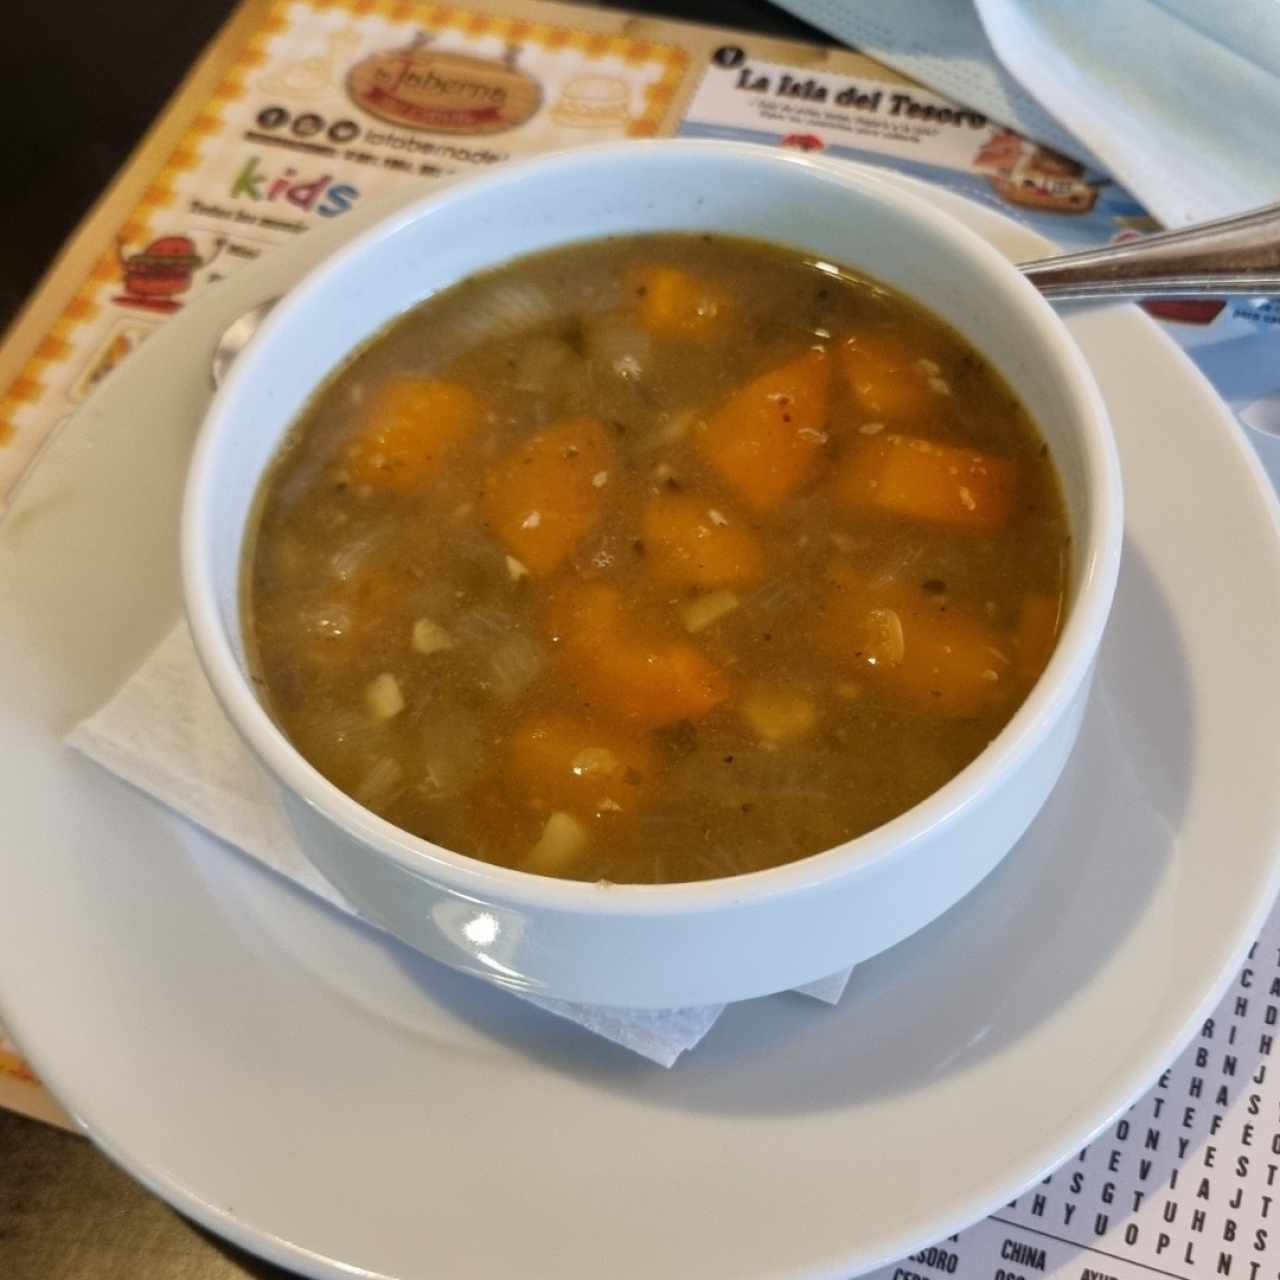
[247,234,1069,883]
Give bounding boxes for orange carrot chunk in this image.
[640,493,764,588]
[696,348,832,512]
[626,264,731,338]
[818,566,1012,717]
[482,416,614,576]
[833,432,1018,532]
[511,710,657,820]
[841,330,944,420]
[548,582,731,727]
[344,377,484,495]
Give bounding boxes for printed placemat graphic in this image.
[4,4,1280,1274]
[0,0,686,505]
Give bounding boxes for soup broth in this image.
[248,233,1069,883]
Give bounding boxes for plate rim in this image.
[3,161,1280,1279]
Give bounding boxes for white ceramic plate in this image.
[2,171,1278,1280]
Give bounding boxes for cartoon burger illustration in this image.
[114,234,224,313]
[550,76,631,130]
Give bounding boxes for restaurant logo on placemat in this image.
[347,34,542,135]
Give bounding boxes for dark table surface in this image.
[0,4,836,1276]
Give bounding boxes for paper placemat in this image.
[4,1,1280,1275]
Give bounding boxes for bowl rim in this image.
[182,138,1123,916]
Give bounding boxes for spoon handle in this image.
[1019,201,1280,300]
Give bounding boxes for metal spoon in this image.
[211,299,277,388]
[211,201,1280,387]
[1018,200,1280,301]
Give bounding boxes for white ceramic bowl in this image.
[183,140,1122,1008]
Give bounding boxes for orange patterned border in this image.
[0,0,687,449]
[0,5,285,443]
[0,1046,37,1083]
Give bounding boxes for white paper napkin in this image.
[67,622,850,1067]
[778,0,1280,226]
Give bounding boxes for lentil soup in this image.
[246,233,1069,883]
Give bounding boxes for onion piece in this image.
[740,684,818,742]
[411,618,453,657]
[354,756,404,808]
[680,590,740,634]
[292,705,385,768]
[328,535,381,583]
[865,607,906,666]
[512,336,579,393]
[297,601,353,643]
[523,812,589,877]
[583,311,651,380]
[570,747,621,780]
[643,408,697,450]
[365,672,405,720]
[487,633,546,700]
[449,281,558,347]
[453,608,515,646]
